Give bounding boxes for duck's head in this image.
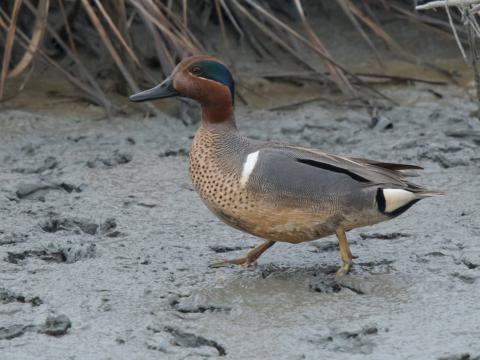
[129,55,235,123]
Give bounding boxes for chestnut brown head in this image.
[129,55,234,108]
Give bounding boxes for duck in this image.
[129,55,442,276]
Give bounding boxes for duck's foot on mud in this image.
[335,261,352,277]
[209,257,257,268]
[209,240,275,269]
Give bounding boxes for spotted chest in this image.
[188,128,258,229]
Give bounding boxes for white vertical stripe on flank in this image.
[240,151,259,187]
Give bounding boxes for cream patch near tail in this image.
[383,189,416,213]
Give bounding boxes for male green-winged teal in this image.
[129,55,442,276]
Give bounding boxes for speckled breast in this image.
[188,127,255,232]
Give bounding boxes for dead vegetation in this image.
[417,0,480,104]
[0,1,474,113]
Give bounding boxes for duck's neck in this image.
[201,103,237,131]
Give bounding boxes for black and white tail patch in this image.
[376,188,419,217]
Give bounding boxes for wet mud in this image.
[1,84,479,359]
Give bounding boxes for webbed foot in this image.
[209,257,257,268]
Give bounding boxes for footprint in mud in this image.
[146,325,226,356]
[0,315,71,340]
[159,148,189,157]
[0,232,29,246]
[450,272,477,284]
[462,258,480,270]
[165,326,226,356]
[40,216,118,237]
[86,150,132,168]
[6,242,96,265]
[209,245,248,253]
[357,259,395,274]
[169,293,231,314]
[12,156,58,174]
[438,353,480,360]
[6,249,67,264]
[123,198,157,208]
[359,232,411,240]
[414,251,448,264]
[307,326,379,355]
[308,273,376,295]
[258,263,334,279]
[258,264,372,294]
[418,145,472,168]
[307,276,343,294]
[15,182,83,200]
[258,263,378,294]
[0,324,34,340]
[0,288,42,306]
[39,315,72,336]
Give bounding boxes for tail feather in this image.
[414,190,445,198]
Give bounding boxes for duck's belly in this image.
[190,173,382,244]
[207,198,340,243]
[190,168,383,243]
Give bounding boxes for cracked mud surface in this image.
[1,84,480,359]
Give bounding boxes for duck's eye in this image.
[190,66,202,75]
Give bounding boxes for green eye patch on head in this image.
[189,60,235,104]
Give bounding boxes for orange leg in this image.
[335,228,354,276]
[209,240,275,268]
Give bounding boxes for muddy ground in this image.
[0,82,479,359]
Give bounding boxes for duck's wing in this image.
[349,157,423,171]
[246,144,437,198]
[241,144,442,219]
[284,145,427,190]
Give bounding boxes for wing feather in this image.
[268,144,427,192]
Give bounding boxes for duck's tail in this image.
[413,189,446,198]
[377,187,444,218]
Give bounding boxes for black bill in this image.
[129,76,179,102]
